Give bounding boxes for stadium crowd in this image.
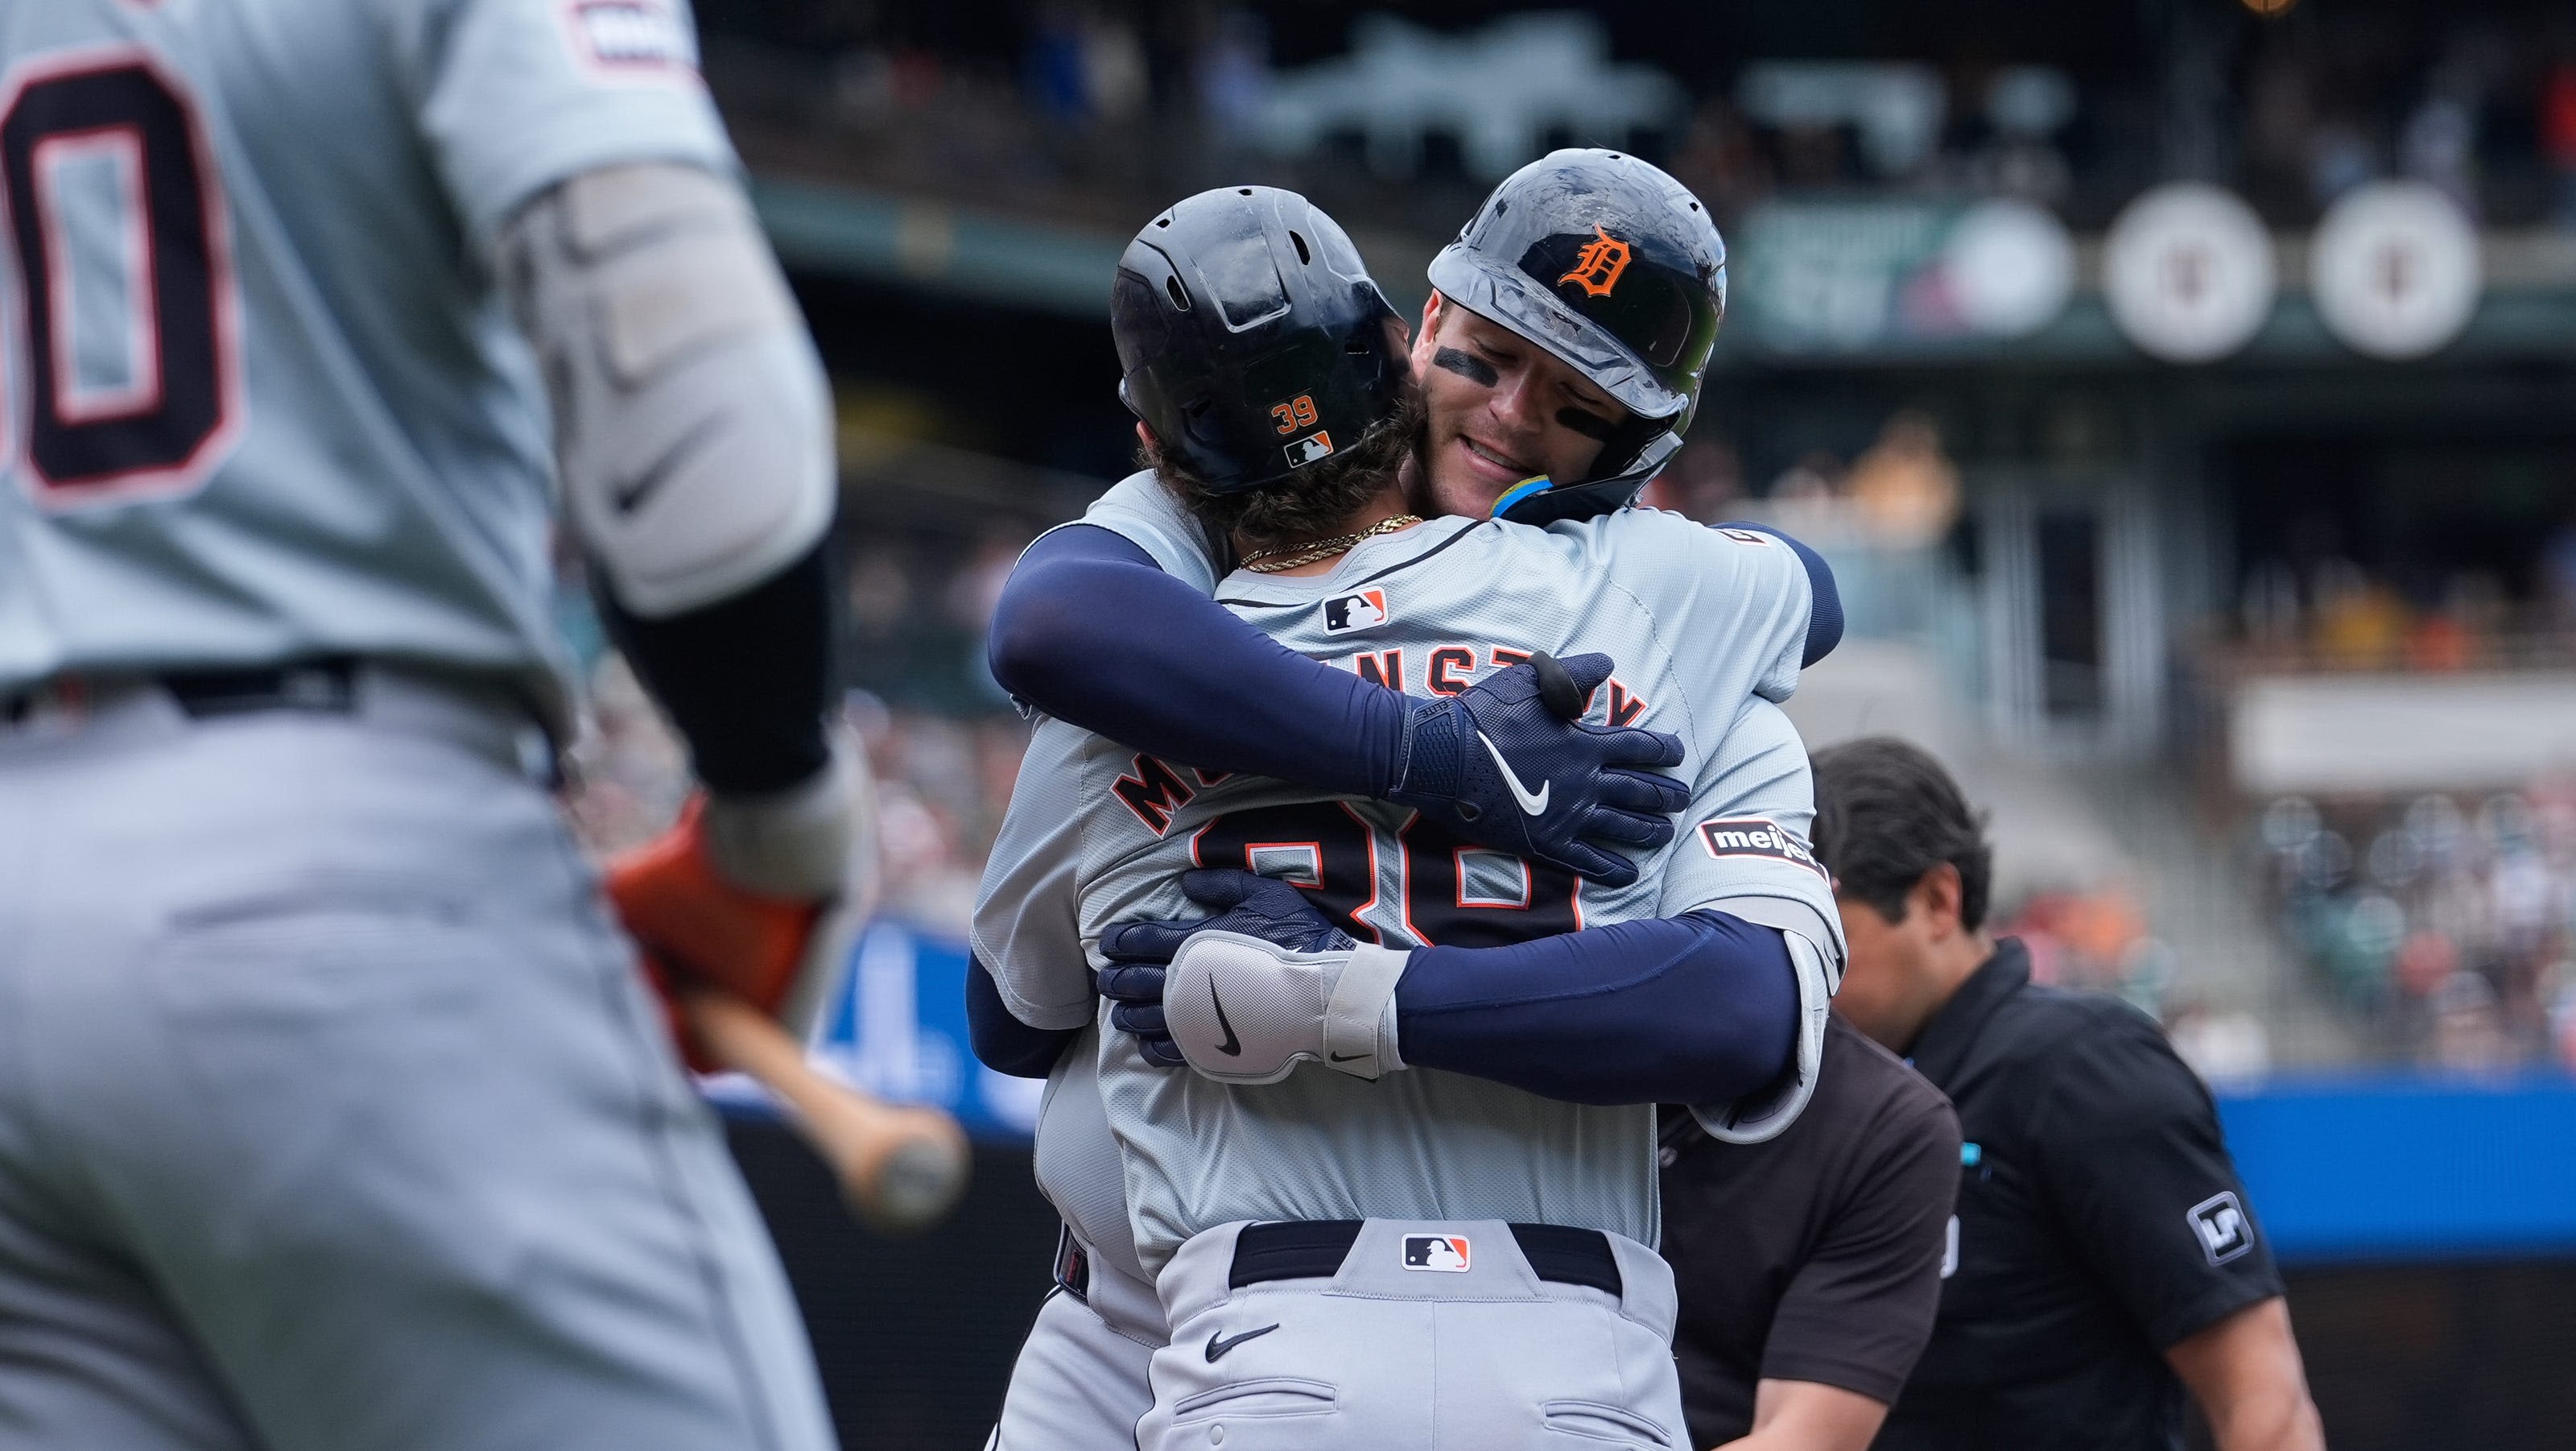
[2259,786,2576,1073]
[698,2,2576,235]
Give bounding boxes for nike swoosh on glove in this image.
[1098,868,1399,1081]
[1385,651,1687,887]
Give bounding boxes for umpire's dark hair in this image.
[1810,736,1992,931]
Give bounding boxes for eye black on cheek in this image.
[1555,407,1616,441]
[1431,346,1499,388]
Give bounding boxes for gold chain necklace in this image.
[1241,515,1422,573]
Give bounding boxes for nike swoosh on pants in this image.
[1205,1325,1281,1362]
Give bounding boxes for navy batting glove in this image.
[1385,651,1688,887]
[1097,868,1356,1069]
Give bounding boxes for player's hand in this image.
[1386,651,1686,888]
[1098,869,1400,1082]
[606,745,869,1072]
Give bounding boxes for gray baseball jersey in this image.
[0,0,733,718]
[975,506,1841,1275]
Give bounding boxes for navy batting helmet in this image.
[1112,186,1406,495]
[1426,149,1728,525]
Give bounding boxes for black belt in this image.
[1229,1220,1622,1297]
[1,659,360,726]
[158,658,362,717]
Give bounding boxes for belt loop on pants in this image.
[1052,1222,1091,1300]
[1228,1220,1623,1296]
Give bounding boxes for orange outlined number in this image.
[1271,395,1319,435]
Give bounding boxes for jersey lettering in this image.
[1399,814,1582,945]
[0,48,241,502]
[1193,801,1382,943]
[1352,648,1402,691]
[1426,646,1476,697]
[1190,804,1580,949]
[1606,679,1649,728]
[1111,753,1198,835]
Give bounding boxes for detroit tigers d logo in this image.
[1558,225,1632,298]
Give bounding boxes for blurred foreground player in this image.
[1657,1010,1959,1451]
[0,2,848,1449]
[1813,739,2324,1451]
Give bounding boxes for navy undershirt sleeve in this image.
[600,535,836,794]
[1394,910,1799,1106]
[988,525,1406,794]
[966,953,1080,1078]
[1717,521,1843,668]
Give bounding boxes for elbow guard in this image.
[502,163,835,618]
[1689,927,1835,1145]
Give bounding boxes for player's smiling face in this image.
[1407,293,1624,519]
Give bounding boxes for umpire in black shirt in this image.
[1810,738,2325,1451]
[1660,1015,1960,1451]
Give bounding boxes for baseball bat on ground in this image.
[683,990,972,1234]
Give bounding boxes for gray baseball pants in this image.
[0,676,837,1451]
[1138,1218,1686,1451]
[985,1243,1161,1451]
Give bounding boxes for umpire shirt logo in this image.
[2187,1191,2252,1266]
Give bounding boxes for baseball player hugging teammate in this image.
[972,158,1847,1450]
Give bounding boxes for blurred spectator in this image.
[1763,451,1848,545]
[1638,437,1744,523]
[2546,60,2576,227]
[1022,6,1089,124]
[2541,512,2576,622]
[2166,1002,2274,1087]
[1994,885,2157,999]
[1189,6,1270,149]
[2403,607,2475,672]
[2551,961,2576,1069]
[564,651,692,859]
[1844,411,1963,549]
[2306,118,2378,209]
[564,654,1033,939]
[2425,971,2516,1073]
[2311,562,2409,669]
[2257,782,2576,1069]
[1968,66,2077,205]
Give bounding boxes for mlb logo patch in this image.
[562,0,699,72]
[1717,527,1773,547]
[1323,589,1389,634]
[1284,432,1335,468]
[2187,1192,2253,1266]
[1402,1234,1470,1272]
